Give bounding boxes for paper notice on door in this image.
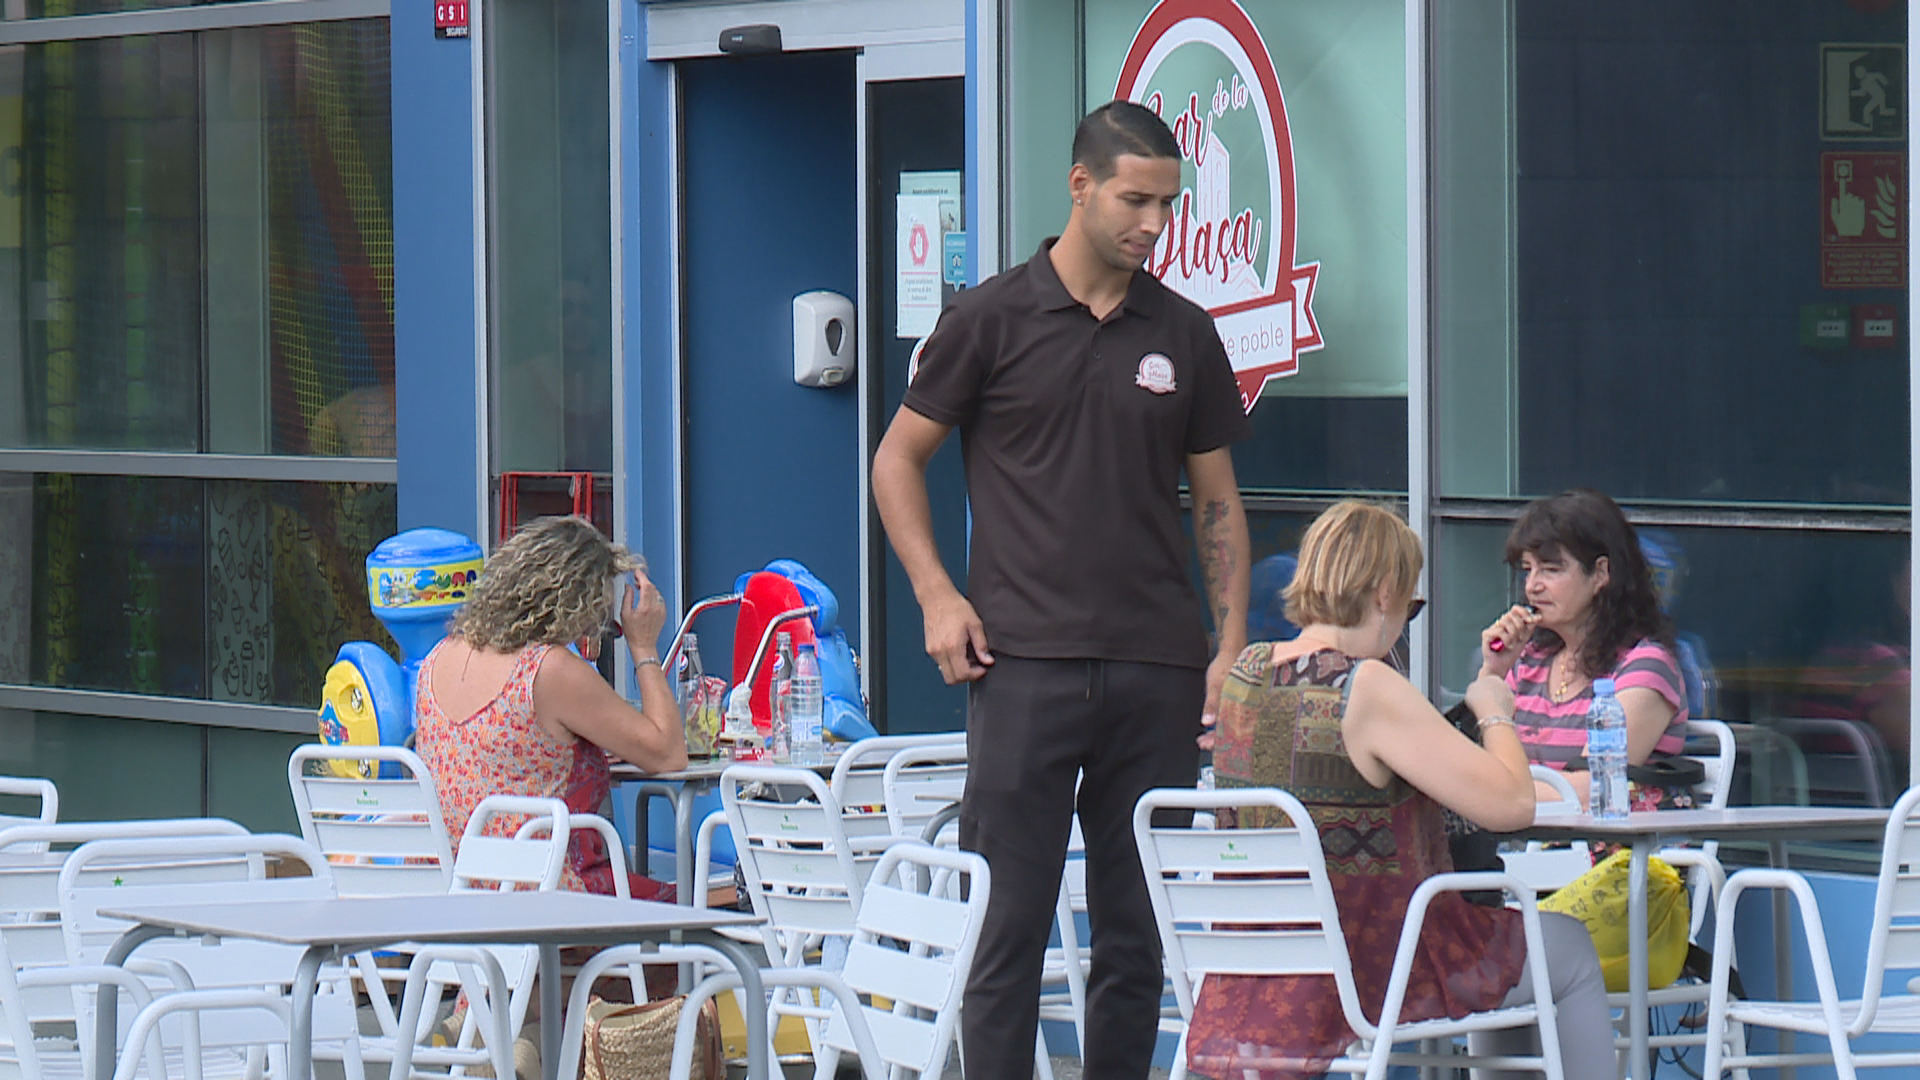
[897,193,944,338]
[899,170,963,232]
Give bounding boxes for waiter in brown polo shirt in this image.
[873,100,1251,1079]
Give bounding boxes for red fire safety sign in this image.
[1821,151,1905,289]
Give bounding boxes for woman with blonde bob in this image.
[414,515,687,901]
[1187,501,1610,1080]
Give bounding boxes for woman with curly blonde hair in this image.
[414,515,687,900]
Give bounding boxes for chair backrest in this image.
[1133,787,1371,1037]
[1861,785,1920,1009]
[829,732,966,840]
[453,795,571,892]
[0,779,56,853]
[516,812,629,899]
[1529,765,1581,816]
[288,743,456,896]
[815,841,989,1077]
[881,742,969,842]
[59,834,338,1064]
[721,764,870,944]
[0,819,259,1041]
[1503,770,1593,892]
[1683,719,1738,811]
[59,834,334,970]
[1726,721,1812,807]
[1773,716,1896,808]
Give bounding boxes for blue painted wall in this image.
[392,0,481,539]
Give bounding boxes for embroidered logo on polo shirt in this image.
[1134,353,1177,394]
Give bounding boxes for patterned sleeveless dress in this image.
[1186,644,1529,1079]
[415,640,671,901]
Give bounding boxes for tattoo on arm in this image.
[1198,497,1235,632]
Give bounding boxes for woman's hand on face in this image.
[1464,672,1515,725]
[1479,604,1538,678]
[620,571,669,652]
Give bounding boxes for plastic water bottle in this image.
[789,644,824,766]
[1587,676,1630,820]
[768,632,794,762]
[676,632,704,714]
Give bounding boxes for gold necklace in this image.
[1554,652,1581,701]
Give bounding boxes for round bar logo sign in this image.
[1116,0,1323,412]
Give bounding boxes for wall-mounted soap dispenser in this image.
[793,290,855,387]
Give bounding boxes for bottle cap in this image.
[1592,677,1616,695]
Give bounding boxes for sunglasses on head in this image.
[1405,597,1426,622]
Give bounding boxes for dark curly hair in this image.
[1504,489,1675,679]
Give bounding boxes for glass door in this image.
[859,45,966,733]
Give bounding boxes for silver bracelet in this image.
[1476,714,1515,732]
[633,656,661,668]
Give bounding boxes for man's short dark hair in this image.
[1072,100,1181,180]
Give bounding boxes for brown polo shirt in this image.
[902,239,1251,669]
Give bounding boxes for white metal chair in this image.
[0,778,57,852]
[721,764,872,1050]
[287,743,456,897]
[0,924,43,1080]
[828,732,966,844]
[879,743,968,848]
[0,922,58,1080]
[352,793,576,1078]
[58,833,366,1080]
[0,885,168,1080]
[700,840,987,1080]
[1135,787,1567,1080]
[288,743,459,1054]
[1500,766,1592,893]
[1701,783,1920,1080]
[0,821,261,1079]
[1607,721,1744,1078]
[1500,720,1744,1074]
[425,793,573,1070]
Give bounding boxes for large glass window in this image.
[486,0,613,488]
[0,21,393,456]
[0,472,394,706]
[0,8,395,829]
[1430,1,1911,817]
[1435,1,1908,507]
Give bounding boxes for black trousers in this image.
[959,655,1202,1080]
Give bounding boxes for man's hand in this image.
[924,589,994,684]
[1196,645,1239,750]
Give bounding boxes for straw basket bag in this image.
[582,994,725,1080]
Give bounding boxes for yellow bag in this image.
[1538,848,1690,993]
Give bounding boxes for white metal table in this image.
[95,890,768,1080]
[1518,805,1888,1080]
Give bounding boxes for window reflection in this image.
[1436,518,1909,810]
[0,472,396,706]
[0,21,393,456]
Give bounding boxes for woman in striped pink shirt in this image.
[1480,490,1692,811]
